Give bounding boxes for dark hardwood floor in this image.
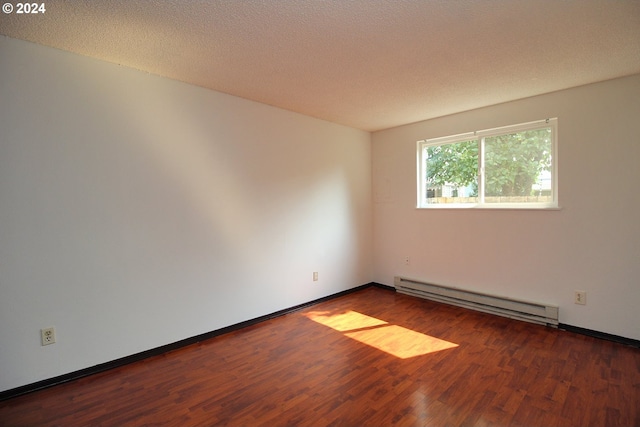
[1,286,638,426]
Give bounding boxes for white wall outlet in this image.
[41,327,56,346]
[313,272,318,281]
[574,291,587,305]
[404,256,410,266]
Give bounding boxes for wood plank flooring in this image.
[1,286,638,426]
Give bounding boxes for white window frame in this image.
[417,118,558,209]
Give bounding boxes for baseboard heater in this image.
[394,276,559,327]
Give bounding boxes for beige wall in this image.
[372,74,640,340]
[0,37,373,392]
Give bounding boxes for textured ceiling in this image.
[1,0,639,131]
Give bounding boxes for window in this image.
[417,119,557,209]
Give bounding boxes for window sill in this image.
[417,204,561,210]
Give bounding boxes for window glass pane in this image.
[424,140,478,204]
[483,128,552,203]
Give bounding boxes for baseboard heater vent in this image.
[394,276,559,327]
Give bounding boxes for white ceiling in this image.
[1,0,639,131]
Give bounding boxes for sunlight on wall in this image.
[106,83,360,266]
[111,87,259,255]
[306,310,458,359]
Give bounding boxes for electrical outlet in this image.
[313,272,318,281]
[41,327,56,346]
[404,256,410,266]
[574,291,587,305]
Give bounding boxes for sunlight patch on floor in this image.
[305,310,458,359]
[306,310,388,331]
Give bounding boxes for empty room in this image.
[1,1,639,426]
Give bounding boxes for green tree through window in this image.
[426,140,478,194]
[484,128,552,198]
[419,119,557,208]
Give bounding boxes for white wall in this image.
[372,74,640,341]
[0,37,372,392]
